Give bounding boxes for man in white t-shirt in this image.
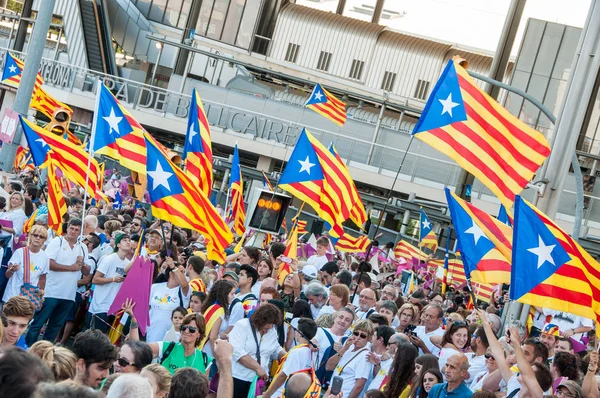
[306,236,329,271]
[410,304,444,356]
[227,265,259,332]
[87,233,132,333]
[355,287,378,323]
[263,318,318,398]
[26,219,90,346]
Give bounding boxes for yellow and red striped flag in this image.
[393,240,427,262]
[335,233,371,253]
[199,303,225,348]
[47,159,67,234]
[306,84,347,126]
[419,209,438,252]
[412,58,551,208]
[278,223,298,286]
[19,116,101,197]
[145,133,232,262]
[183,88,213,196]
[279,129,356,236]
[328,144,367,227]
[261,170,274,192]
[23,209,38,234]
[226,145,246,236]
[31,87,73,119]
[93,83,147,174]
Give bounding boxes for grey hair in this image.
[304,281,328,299]
[106,374,153,398]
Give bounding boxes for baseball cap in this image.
[147,229,163,237]
[223,271,239,283]
[542,323,560,336]
[557,380,583,398]
[300,265,318,280]
[114,233,130,251]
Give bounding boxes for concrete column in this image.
[336,0,346,15]
[257,155,274,172]
[399,209,410,235]
[371,0,385,24]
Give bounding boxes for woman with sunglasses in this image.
[113,341,153,374]
[437,322,471,372]
[2,225,48,303]
[325,319,374,398]
[141,312,212,375]
[469,351,498,393]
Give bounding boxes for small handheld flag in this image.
[183,88,213,196]
[226,145,246,236]
[419,209,438,251]
[305,83,346,126]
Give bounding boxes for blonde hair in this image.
[398,303,419,324]
[28,340,54,358]
[28,225,48,245]
[8,192,24,211]
[315,313,335,328]
[353,319,375,337]
[104,220,122,237]
[40,346,77,381]
[142,364,172,394]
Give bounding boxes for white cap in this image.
[301,264,318,279]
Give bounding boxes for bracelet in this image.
[130,321,139,329]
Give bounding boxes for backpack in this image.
[316,332,347,388]
[229,293,257,318]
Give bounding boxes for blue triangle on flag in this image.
[2,54,21,81]
[19,116,51,166]
[145,136,184,202]
[306,84,328,106]
[183,88,202,159]
[94,84,133,151]
[510,196,572,300]
[279,129,324,185]
[412,60,468,134]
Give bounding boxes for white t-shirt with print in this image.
[89,253,128,314]
[329,346,372,398]
[147,282,190,343]
[367,356,393,390]
[2,248,49,302]
[44,237,89,301]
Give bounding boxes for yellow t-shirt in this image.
[399,385,411,398]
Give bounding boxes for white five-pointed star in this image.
[188,124,198,145]
[103,108,123,135]
[35,138,48,148]
[464,221,486,245]
[8,65,16,74]
[148,161,173,192]
[439,93,459,117]
[314,91,323,101]
[527,236,557,269]
[298,156,315,174]
[422,219,431,230]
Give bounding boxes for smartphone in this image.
[331,376,343,395]
[280,256,292,264]
[404,325,417,335]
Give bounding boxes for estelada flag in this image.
[412,58,550,208]
[183,88,213,196]
[306,83,346,126]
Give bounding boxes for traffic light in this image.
[246,188,292,233]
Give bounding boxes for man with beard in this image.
[72,329,118,389]
[466,326,489,384]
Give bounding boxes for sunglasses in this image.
[353,331,368,339]
[132,223,141,227]
[484,353,495,359]
[181,325,198,333]
[117,357,132,367]
[31,233,46,239]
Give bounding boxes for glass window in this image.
[197,0,215,36]
[206,0,231,40]
[149,0,167,22]
[221,0,246,45]
[163,0,183,27]
[235,0,261,49]
[136,0,152,17]
[177,0,192,29]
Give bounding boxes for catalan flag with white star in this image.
[93,83,146,174]
[419,209,438,252]
[279,129,356,236]
[305,83,346,126]
[183,88,213,196]
[511,196,600,333]
[412,58,550,208]
[145,134,232,261]
[446,189,511,285]
[226,145,246,236]
[19,116,100,197]
[2,52,72,118]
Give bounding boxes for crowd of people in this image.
[0,169,599,398]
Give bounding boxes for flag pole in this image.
[352,136,416,303]
[79,77,102,243]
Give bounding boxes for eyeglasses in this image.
[359,294,375,300]
[31,233,46,239]
[353,331,368,339]
[484,353,494,359]
[181,325,198,333]
[132,223,141,227]
[117,357,132,367]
